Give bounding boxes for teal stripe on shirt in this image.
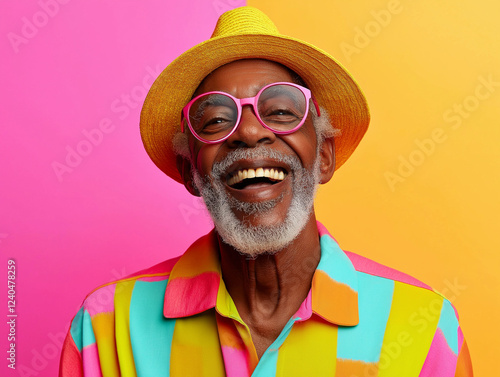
[317,235,358,292]
[337,272,394,362]
[129,280,175,377]
[70,308,96,352]
[81,309,97,349]
[437,299,459,354]
[70,307,84,351]
[252,317,297,377]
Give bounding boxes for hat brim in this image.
[140,33,370,184]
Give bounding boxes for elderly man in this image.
[59,6,472,377]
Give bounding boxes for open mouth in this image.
[226,167,287,189]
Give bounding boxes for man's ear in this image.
[176,155,200,197]
[318,137,335,184]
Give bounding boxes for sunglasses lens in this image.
[257,84,307,132]
[186,84,309,142]
[188,93,238,141]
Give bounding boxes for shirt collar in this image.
[164,223,359,327]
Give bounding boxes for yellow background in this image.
[249,0,499,375]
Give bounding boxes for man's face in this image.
[185,59,323,256]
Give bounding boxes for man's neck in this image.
[218,215,321,358]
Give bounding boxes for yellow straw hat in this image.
[140,6,369,183]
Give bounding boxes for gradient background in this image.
[1,0,498,376]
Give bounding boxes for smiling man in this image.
[181,59,331,258]
[59,6,472,377]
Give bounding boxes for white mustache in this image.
[210,146,302,178]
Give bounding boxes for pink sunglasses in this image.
[181,82,320,144]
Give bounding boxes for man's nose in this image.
[225,106,276,148]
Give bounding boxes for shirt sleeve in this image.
[419,298,473,376]
[59,306,108,377]
[455,338,473,377]
[59,329,83,377]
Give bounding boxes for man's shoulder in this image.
[79,231,217,316]
[80,255,182,314]
[121,255,183,282]
[320,223,434,293]
[341,249,466,368]
[345,250,433,291]
[344,249,460,317]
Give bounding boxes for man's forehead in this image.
[193,59,303,96]
[206,59,294,78]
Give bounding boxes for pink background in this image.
[3,1,497,375]
[1,1,244,375]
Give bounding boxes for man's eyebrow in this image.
[192,95,233,120]
[260,88,303,110]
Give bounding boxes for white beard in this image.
[193,146,321,258]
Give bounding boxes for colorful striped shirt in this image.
[59,222,473,376]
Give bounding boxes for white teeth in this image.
[227,167,287,186]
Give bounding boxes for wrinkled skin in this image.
[177,59,336,358]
